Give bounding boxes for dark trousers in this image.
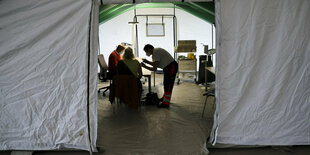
[162,61,178,105]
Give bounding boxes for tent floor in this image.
[1,74,310,154]
[96,73,212,154]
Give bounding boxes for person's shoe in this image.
[157,103,169,108]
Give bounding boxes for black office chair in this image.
[202,88,215,117]
[98,54,111,96]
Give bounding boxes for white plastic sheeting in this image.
[212,0,310,145]
[97,81,210,154]
[0,0,99,151]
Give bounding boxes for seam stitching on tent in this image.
[87,1,93,153]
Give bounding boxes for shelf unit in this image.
[175,40,197,84]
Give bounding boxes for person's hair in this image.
[143,44,154,51]
[116,45,125,52]
[123,47,135,60]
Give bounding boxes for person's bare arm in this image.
[141,61,159,71]
[142,58,158,66]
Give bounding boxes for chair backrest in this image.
[98,54,108,71]
[113,74,139,108]
[98,54,110,80]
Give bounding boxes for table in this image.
[142,68,152,93]
[205,67,215,74]
[137,57,154,93]
[205,66,215,91]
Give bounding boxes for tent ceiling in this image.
[99,2,215,24]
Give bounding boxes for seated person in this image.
[117,47,143,90]
[108,44,125,103]
[108,44,125,78]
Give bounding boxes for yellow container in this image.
[187,53,195,59]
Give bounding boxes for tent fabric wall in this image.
[0,0,98,151]
[99,2,215,24]
[89,0,100,152]
[212,0,310,145]
[100,0,212,5]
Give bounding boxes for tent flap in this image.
[0,0,97,151]
[213,0,310,145]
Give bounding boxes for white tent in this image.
[0,0,100,152]
[1,0,309,153]
[212,0,310,146]
[0,0,212,152]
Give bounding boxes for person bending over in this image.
[141,44,178,108]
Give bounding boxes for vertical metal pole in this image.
[173,6,177,60]
[134,9,139,57]
[211,24,214,65]
[212,24,214,49]
[173,5,179,83]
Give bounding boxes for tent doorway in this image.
[96,2,215,154]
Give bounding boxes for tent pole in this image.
[134,8,139,57]
[212,24,214,49]
[173,5,177,60]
